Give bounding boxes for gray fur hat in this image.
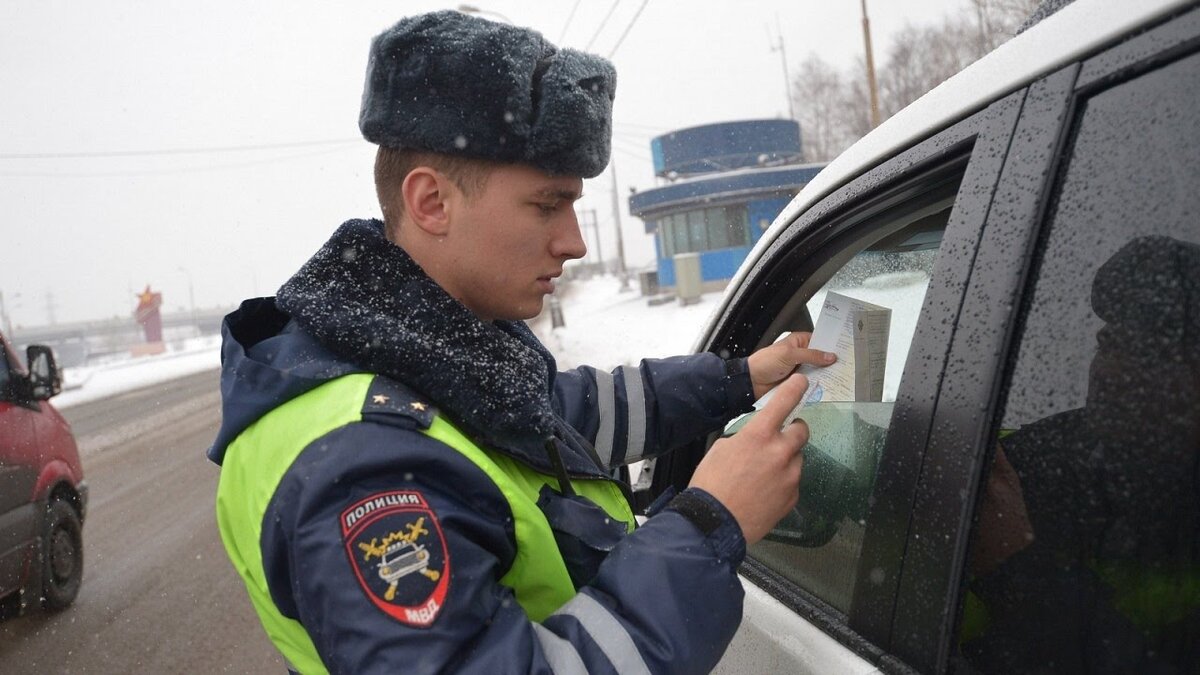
[360,10,615,178]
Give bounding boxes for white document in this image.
[725,291,892,434]
[784,291,891,422]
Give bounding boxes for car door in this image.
[655,7,1200,672]
[639,83,1025,670]
[0,342,40,597]
[908,8,1200,673]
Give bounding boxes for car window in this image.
[730,179,961,615]
[956,50,1200,672]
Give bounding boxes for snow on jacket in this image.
[207,219,758,673]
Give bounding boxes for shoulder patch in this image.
[361,376,437,429]
[341,490,450,628]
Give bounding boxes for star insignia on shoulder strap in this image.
[361,376,437,429]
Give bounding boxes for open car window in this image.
[725,178,960,614]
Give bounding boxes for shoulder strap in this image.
[360,375,439,429]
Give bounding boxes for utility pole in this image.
[608,159,630,291]
[770,16,796,120]
[860,0,882,129]
[582,208,604,271]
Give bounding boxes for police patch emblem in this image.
[341,491,449,627]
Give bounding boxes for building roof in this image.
[628,164,825,218]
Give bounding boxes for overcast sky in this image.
[0,0,976,328]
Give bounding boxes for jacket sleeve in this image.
[264,421,746,674]
[552,352,756,471]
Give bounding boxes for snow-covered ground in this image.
[531,275,723,370]
[53,272,929,410]
[52,276,724,409]
[55,335,225,409]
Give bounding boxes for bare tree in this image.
[881,16,981,116]
[969,0,1044,50]
[790,55,852,162]
[790,0,1044,161]
[840,58,874,143]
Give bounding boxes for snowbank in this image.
[532,276,718,370]
[55,335,223,409]
[51,277,716,410]
[52,273,928,411]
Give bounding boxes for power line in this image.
[614,121,669,133]
[611,135,651,159]
[0,145,357,178]
[612,145,651,163]
[0,138,360,160]
[607,0,650,58]
[612,141,649,159]
[558,0,582,42]
[612,129,658,142]
[583,0,622,51]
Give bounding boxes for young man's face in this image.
[441,163,587,322]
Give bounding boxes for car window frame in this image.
[679,91,1026,668]
[881,64,1079,674]
[895,7,1200,673]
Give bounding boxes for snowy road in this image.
[0,369,283,673]
[0,274,721,672]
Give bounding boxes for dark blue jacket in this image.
[208,219,757,674]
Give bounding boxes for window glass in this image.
[956,52,1200,672]
[672,213,689,257]
[729,186,959,614]
[727,205,749,247]
[658,220,673,258]
[687,209,708,252]
[660,207,751,255]
[706,207,730,249]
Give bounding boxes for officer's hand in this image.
[689,373,809,545]
[968,445,1034,578]
[747,332,836,400]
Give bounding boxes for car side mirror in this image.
[27,345,62,400]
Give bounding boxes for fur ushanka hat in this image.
[360,10,616,178]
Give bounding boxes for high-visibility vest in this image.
[216,373,635,674]
[959,428,1200,646]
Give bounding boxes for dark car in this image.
[0,330,87,616]
[642,0,1200,671]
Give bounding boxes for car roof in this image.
[717,0,1192,325]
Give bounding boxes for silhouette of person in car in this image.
[962,235,1200,673]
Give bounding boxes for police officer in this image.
[209,10,834,674]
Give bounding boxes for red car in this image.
[0,330,86,615]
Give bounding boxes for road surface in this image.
[0,369,284,673]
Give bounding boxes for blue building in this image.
[628,119,824,290]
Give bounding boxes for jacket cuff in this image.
[665,487,746,565]
[724,357,757,415]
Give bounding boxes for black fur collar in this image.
[276,219,560,455]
